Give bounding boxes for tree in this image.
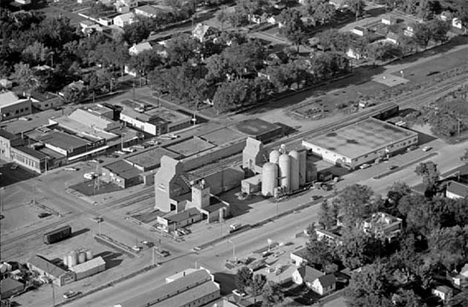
[62,86,87,104]
[21,41,52,66]
[250,274,267,303]
[318,200,338,230]
[332,184,375,227]
[344,0,365,20]
[316,29,351,52]
[212,79,255,113]
[306,223,335,269]
[312,3,336,25]
[165,33,201,66]
[262,281,284,306]
[235,266,253,292]
[345,262,394,307]
[427,225,468,270]
[387,182,412,207]
[414,161,439,195]
[278,9,306,51]
[123,21,151,45]
[127,50,162,79]
[412,22,432,49]
[216,5,230,31]
[427,19,451,44]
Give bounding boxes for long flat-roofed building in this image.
[114,268,220,307]
[0,91,32,121]
[302,117,418,169]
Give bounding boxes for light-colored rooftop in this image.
[118,100,190,125]
[200,127,245,146]
[103,160,141,180]
[303,117,417,159]
[125,147,179,170]
[70,256,105,273]
[0,91,28,107]
[36,130,92,150]
[117,269,219,307]
[51,116,118,141]
[166,137,215,157]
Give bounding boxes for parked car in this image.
[83,172,96,180]
[38,213,50,218]
[407,145,418,152]
[388,165,398,170]
[360,163,371,169]
[64,167,79,171]
[63,291,79,299]
[422,146,432,152]
[132,246,142,252]
[91,216,103,223]
[232,289,247,297]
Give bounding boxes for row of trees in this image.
[381,0,468,22]
[302,161,468,306]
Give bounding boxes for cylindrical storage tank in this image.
[63,255,69,267]
[67,254,75,267]
[298,150,307,186]
[69,251,78,267]
[306,159,317,183]
[78,252,86,264]
[269,150,280,164]
[261,163,278,197]
[289,150,300,192]
[278,153,291,192]
[86,250,94,261]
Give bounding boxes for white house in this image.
[386,32,399,44]
[381,15,396,25]
[352,26,367,36]
[432,285,454,302]
[446,181,468,199]
[113,12,136,28]
[292,266,336,296]
[290,247,309,266]
[129,42,153,56]
[453,17,463,29]
[114,0,138,13]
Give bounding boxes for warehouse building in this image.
[0,129,24,160]
[27,255,76,287]
[302,118,418,169]
[101,160,142,188]
[0,278,24,299]
[70,256,106,281]
[114,268,220,307]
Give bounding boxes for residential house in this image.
[0,91,32,121]
[292,266,337,296]
[452,18,463,29]
[80,20,103,35]
[134,5,171,18]
[0,79,13,90]
[386,31,399,44]
[432,285,454,302]
[114,0,138,13]
[381,15,396,25]
[113,12,136,28]
[329,0,346,9]
[316,227,344,246]
[446,181,468,199]
[27,255,76,287]
[0,129,24,161]
[362,212,402,241]
[290,247,309,266]
[0,278,24,299]
[352,26,367,37]
[129,42,153,56]
[192,23,219,43]
[450,264,468,289]
[248,13,269,25]
[440,11,453,22]
[404,25,414,37]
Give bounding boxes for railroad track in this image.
[0,214,80,254]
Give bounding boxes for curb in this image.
[373,152,439,180]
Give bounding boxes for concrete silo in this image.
[269,150,280,164]
[63,255,69,268]
[85,250,94,261]
[68,251,78,267]
[298,149,307,186]
[261,163,278,197]
[306,158,317,183]
[278,153,291,192]
[78,252,86,264]
[289,150,300,192]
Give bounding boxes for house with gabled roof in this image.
[192,23,219,42]
[446,181,468,199]
[290,247,309,266]
[292,265,337,295]
[113,12,136,28]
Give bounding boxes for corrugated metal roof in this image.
[27,255,67,278]
[70,256,106,273]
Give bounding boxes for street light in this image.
[228,239,236,262]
